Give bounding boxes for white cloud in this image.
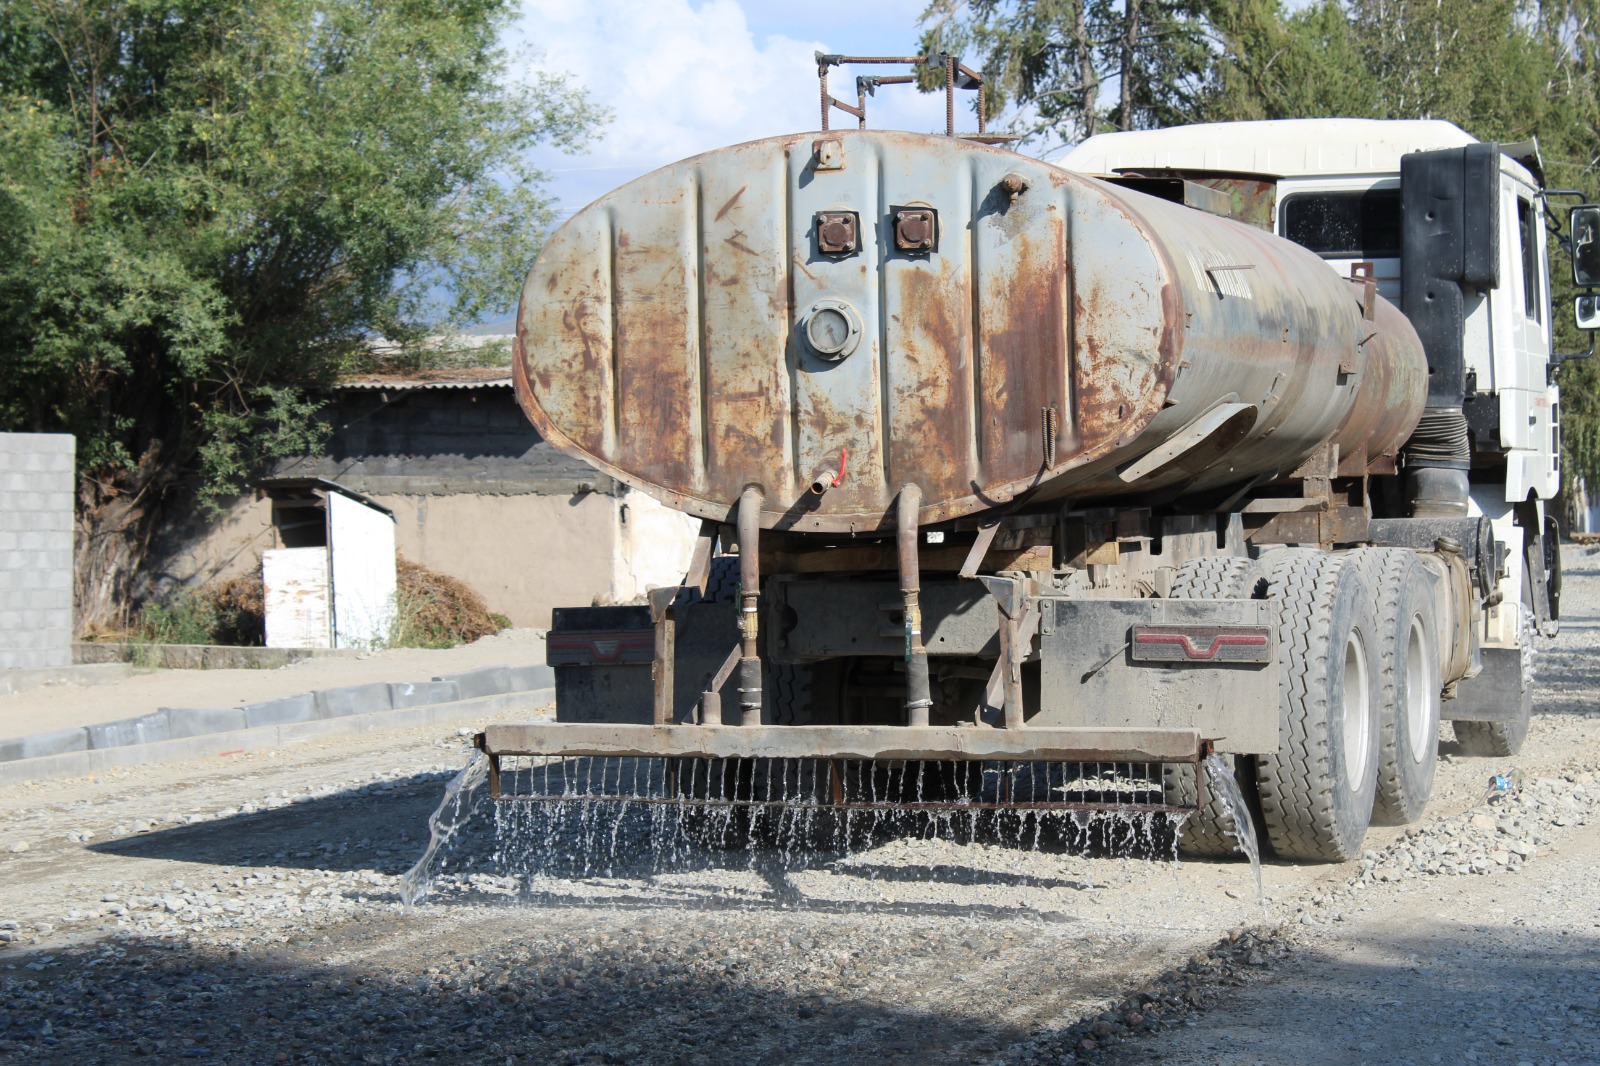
[513,0,955,214]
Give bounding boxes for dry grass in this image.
[389,557,508,648]
[131,575,266,646]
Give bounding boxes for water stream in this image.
[1202,753,1267,919]
[398,751,489,911]
[399,753,1191,909]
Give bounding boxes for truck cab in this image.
[1057,118,1562,657]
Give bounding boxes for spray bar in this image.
[477,724,1205,764]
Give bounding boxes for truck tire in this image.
[1162,556,1268,858]
[1255,549,1381,862]
[1349,547,1441,825]
[697,553,818,726]
[699,555,740,604]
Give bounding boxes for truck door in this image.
[1494,179,1559,502]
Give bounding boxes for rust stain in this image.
[888,262,972,498]
[714,185,747,222]
[514,128,1388,533]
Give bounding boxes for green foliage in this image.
[1208,0,1382,120]
[133,575,265,647]
[0,0,604,509]
[918,0,1218,145]
[136,594,221,648]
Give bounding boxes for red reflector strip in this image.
[1130,625,1272,664]
[547,629,655,665]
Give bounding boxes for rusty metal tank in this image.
[514,129,1426,531]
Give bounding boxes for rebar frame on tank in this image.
[814,52,990,137]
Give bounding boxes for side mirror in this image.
[1573,204,1600,287]
[1577,293,1600,332]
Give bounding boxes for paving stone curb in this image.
[0,687,553,787]
[0,662,555,769]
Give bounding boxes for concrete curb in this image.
[0,661,556,766]
[73,643,358,670]
[0,688,553,787]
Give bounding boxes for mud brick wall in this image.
[274,385,610,496]
[0,433,75,669]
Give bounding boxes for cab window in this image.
[1518,197,1541,323]
[1281,189,1402,259]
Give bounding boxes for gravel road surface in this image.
[1,551,1596,1065]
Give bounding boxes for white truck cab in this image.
[1058,119,1564,654]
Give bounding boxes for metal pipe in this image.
[818,61,829,131]
[999,616,1025,729]
[699,645,740,726]
[652,599,675,726]
[737,486,763,725]
[897,484,932,728]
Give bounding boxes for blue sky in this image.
[512,0,944,223]
[507,2,1328,226]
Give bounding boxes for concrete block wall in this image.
[0,434,74,670]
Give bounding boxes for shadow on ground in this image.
[1102,925,1600,1066]
[88,758,1185,893]
[0,930,1033,1065]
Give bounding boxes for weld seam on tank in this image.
[692,168,713,487]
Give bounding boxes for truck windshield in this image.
[1281,189,1401,259]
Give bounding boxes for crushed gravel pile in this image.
[1354,767,1598,881]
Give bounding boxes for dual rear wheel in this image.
[1166,547,1442,862]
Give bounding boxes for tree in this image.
[1207,0,1382,121]
[0,0,605,631]
[918,0,1218,148]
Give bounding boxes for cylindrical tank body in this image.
[515,129,1426,531]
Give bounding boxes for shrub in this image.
[134,575,266,647]
[389,558,508,648]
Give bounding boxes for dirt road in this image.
[0,552,1596,1065]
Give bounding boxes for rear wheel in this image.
[1162,556,1268,858]
[1350,548,1441,825]
[1255,550,1381,862]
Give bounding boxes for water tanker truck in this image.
[479,56,1599,863]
